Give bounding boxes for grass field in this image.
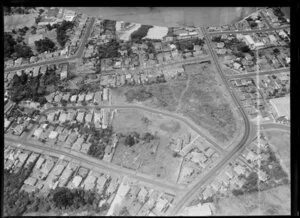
[111,108,197,183]
[4,14,37,32]
[263,130,290,178]
[213,184,290,215]
[112,62,241,146]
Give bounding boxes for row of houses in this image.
[44,108,111,129]
[44,88,109,105]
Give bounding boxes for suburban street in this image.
[208,25,289,36]
[260,123,290,131]
[4,9,290,216]
[168,27,254,215]
[227,67,290,79]
[5,136,185,195]
[32,104,226,154]
[4,17,95,73]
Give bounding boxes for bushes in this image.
[56,20,75,47]
[4,33,17,59]
[14,44,33,59]
[98,39,120,59]
[35,37,56,53]
[130,25,153,42]
[125,88,153,103]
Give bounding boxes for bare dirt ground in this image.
[263,130,290,178]
[213,184,291,215]
[111,108,197,183]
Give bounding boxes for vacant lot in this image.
[263,130,290,178]
[213,184,290,215]
[178,62,240,144]
[112,108,197,183]
[112,62,241,146]
[4,14,37,32]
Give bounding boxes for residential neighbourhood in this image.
[4,6,291,216]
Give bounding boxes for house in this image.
[76,111,85,122]
[24,177,38,186]
[85,93,94,102]
[202,187,213,199]
[204,148,215,157]
[233,165,246,175]
[83,173,97,190]
[54,93,63,103]
[14,58,23,66]
[59,112,67,123]
[96,175,108,193]
[81,143,91,154]
[72,136,85,151]
[4,118,11,130]
[62,93,70,102]
[77,93,85,102]
[94,91,102,104]
[72,175,83,188]
[67,110,76,120]
[138,187,148,202]
[233,62,242,70]
[103,88,109,101]
[85,111,93,123]
[33,128,43,138]
[217,42,225,48]
[189,151,207,164]
[48,131,58,139]
[70,95,77,102]
[155,197,168,212]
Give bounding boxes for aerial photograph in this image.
[4,6,291,216]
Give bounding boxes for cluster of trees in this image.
[10,68,59,104]
[56,20,75,47]
[4,32,34,60]
[35,37,57,53]
[87,126,114,159]
[246,17,258,28]
[125,87,153,103]
[4,7,35,15]
[272,8,286,21]
[98,39,121,59]
[4,166,106,216]
[102,20,116,33]
[120,131,155,147]
[175,38,204,52]
[4,33,17,59]
[130,25,153,42]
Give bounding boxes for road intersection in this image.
[4,12,290,215]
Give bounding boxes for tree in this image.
[4,33,17,59]
[35,37,56,53]
[124,134,135,147]
[13,44,33,59]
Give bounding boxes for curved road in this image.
[37,104,226,153]
[168,27,253,215]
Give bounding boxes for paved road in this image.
[168,27,253,216]
[260,123,290,131]
[5,17,95,73]
[38,104,226,154]
[5,136,184,195]
[227,67,290,79]
[98,55,211,76]
[208,25,289,36]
